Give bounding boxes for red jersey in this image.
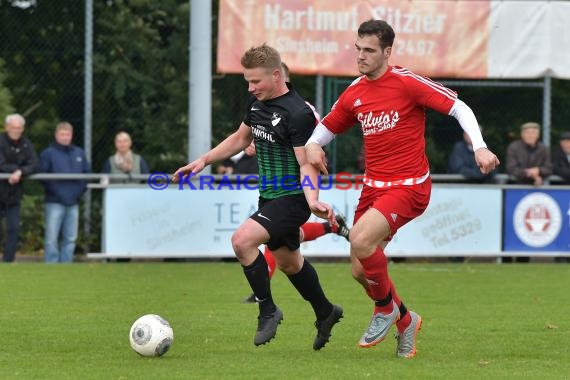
[322,66,456,181]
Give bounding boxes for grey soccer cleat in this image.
[254,307,283,346]
[313,304,343,350]
[334,214,350,241]
[358,301,400,348]
[396,311,422,358]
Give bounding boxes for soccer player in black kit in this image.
[173,44,342,350]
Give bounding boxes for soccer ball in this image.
[129,314,174,357]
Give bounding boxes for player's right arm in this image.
[172,123,252,181]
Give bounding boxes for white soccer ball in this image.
[129,314,174,357]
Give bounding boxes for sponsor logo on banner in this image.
[513,193,562,248]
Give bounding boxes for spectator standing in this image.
[506,122,552,186]
[0,114,38,262]
[552,131,570,184]
[102,131,149,178]
[39,122,90,263]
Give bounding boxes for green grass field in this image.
[1,262,569,379]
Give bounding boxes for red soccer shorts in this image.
[353,178,432,239]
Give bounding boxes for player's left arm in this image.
[409,76,500,174]
[291,109,334,224]
[294,147,334,224]
[448,99,500,174]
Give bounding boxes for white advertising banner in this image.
[385,187,502,256]
[102,185,501,258]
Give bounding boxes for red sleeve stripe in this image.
[391,67,457,100]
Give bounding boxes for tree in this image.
[0,58,15,118]
[92,0,190,171]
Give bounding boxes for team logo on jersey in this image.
[513,193,562,247]
[358,111,400,136]
[271,112,282,127]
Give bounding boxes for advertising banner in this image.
[386,187,502,256]
[504,189,570,253]
[217,0,570,79]
[102,185,502,258]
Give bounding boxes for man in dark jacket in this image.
[0,114,38,262]
[552,131,570,184]
[40,122,90,263]
[505,122,552,263]
[506,122,552,186]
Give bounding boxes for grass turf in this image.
[0,262,568,379]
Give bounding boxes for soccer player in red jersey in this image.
[301,19,500,358]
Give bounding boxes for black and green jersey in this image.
[243,86,315,199]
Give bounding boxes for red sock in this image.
[300,222,327,242]
[396,312,412,333]
[389,277,412,332]
[389,278,402,307]
[263,247,276,279]
[359,247,391,308]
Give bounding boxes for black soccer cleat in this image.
[313,304,343,350]
[254,307,283,346]
[335,214,350,241]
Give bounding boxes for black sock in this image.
[374,292,393,307]
[322,222,332,234]
[398,301,408,319]
[287,259,333,321]
[242,251,275,315]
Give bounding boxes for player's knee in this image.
[351,266,365,282]
[231,230,253,256]
[349,231,374,254]
[275,254,303,275]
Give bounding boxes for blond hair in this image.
[56,121,73,132]
[240,43,282,71]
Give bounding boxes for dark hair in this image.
[358,19,395,49]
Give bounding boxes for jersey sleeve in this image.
[289,107,317,147]
[404,74,457,114]
[320,91,358,134]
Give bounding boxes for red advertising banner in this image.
[217,0,490,78]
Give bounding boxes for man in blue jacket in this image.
[448,130,496,184]
[40,122,90,263]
